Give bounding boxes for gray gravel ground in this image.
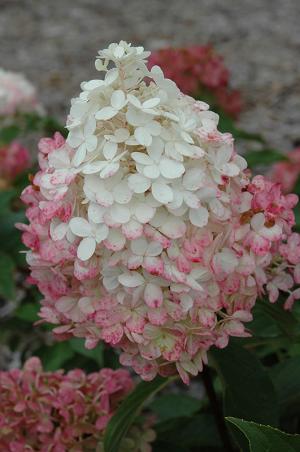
[0,0,299,150]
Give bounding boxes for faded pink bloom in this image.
[0,357,154,451]
[148,45,242,118]
[0,68,41,116]
[0,141,31,184]
[270,147,300,193]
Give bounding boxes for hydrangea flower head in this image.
[270,146,300,193]
[0,68,41,117]
[19,41,300,383]
[148,45,242,118]
[0,141,31,186]
[0,357,155,451]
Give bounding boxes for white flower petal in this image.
[69,217,92,237]
[131,238,148,256]
[77,237,96,261]
[83,79,104,90]
[104,229,126,251]
[251,213,265,232]
[152,181,174,204]
[88,203,106,223]
[113,181,132,204]
[118,271,144,288]
[50,220,68,241]
[144,283,163,308]
[134,202,156,223]
[96,188,114,207]
[160,216,186,239]
[95,106,116,120]
[99,162,120,178]
[134,127,152,147]
[127,94,141,108]
[147,121,161,136]
[142,98,160,109]
[159,158,185,179]
[72,145,87,167]
[131,152,152,165]
[78,297,95,314]
[95,224,109,242]
[189,206,209,227]
[86,135,98,153]
[182,168,205,191]
[143,164,160,179]
[82,161,107,174]
[84,117,96,136]
[110,204,131,224]
[148,137,164,161]
[219,162,240,177]
[128,174,151,193]
[111,90,127,110]
[183,191,199,209]
[103,141,118,160]
[122,219,143,239]
[146,241,163,257]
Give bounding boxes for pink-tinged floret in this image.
[0,357,154,451]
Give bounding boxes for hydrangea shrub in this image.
[18,41,300,384]
[0,141,30,187]
[270,146,300,194]
[0,357,155,451]
[0,68,41,118]
[148,45,242,118]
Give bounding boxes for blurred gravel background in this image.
[1,0,299,150]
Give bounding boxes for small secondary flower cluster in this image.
[148,45,242,118]
[270,147,300,194]
[19,42,300,383]
[0,68,41,117]
[0,357,155,452]
[0,141,30,186]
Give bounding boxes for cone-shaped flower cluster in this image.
[0,68,41,117]
[18,41,300,383]
[148,45,242,118]
[0,357,155,451]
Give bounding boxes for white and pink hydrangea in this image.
[18,41,300,384]
[0,68,41,117]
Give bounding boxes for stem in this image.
[202,366,234,452]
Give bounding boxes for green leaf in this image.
[244,148,287,169]
[211,341,279,426]
[258,298,299,338]
[15,302,39,322]
[0,252,16,299]
[149,394,201,421]
[69,337,103,366]
[226,417,300,452]
[38,342,75,371]
[270,357,300,416]
[155,414,222,449]
[0,189,17,211]
[0,125,21,144]
[104,376,171,452]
